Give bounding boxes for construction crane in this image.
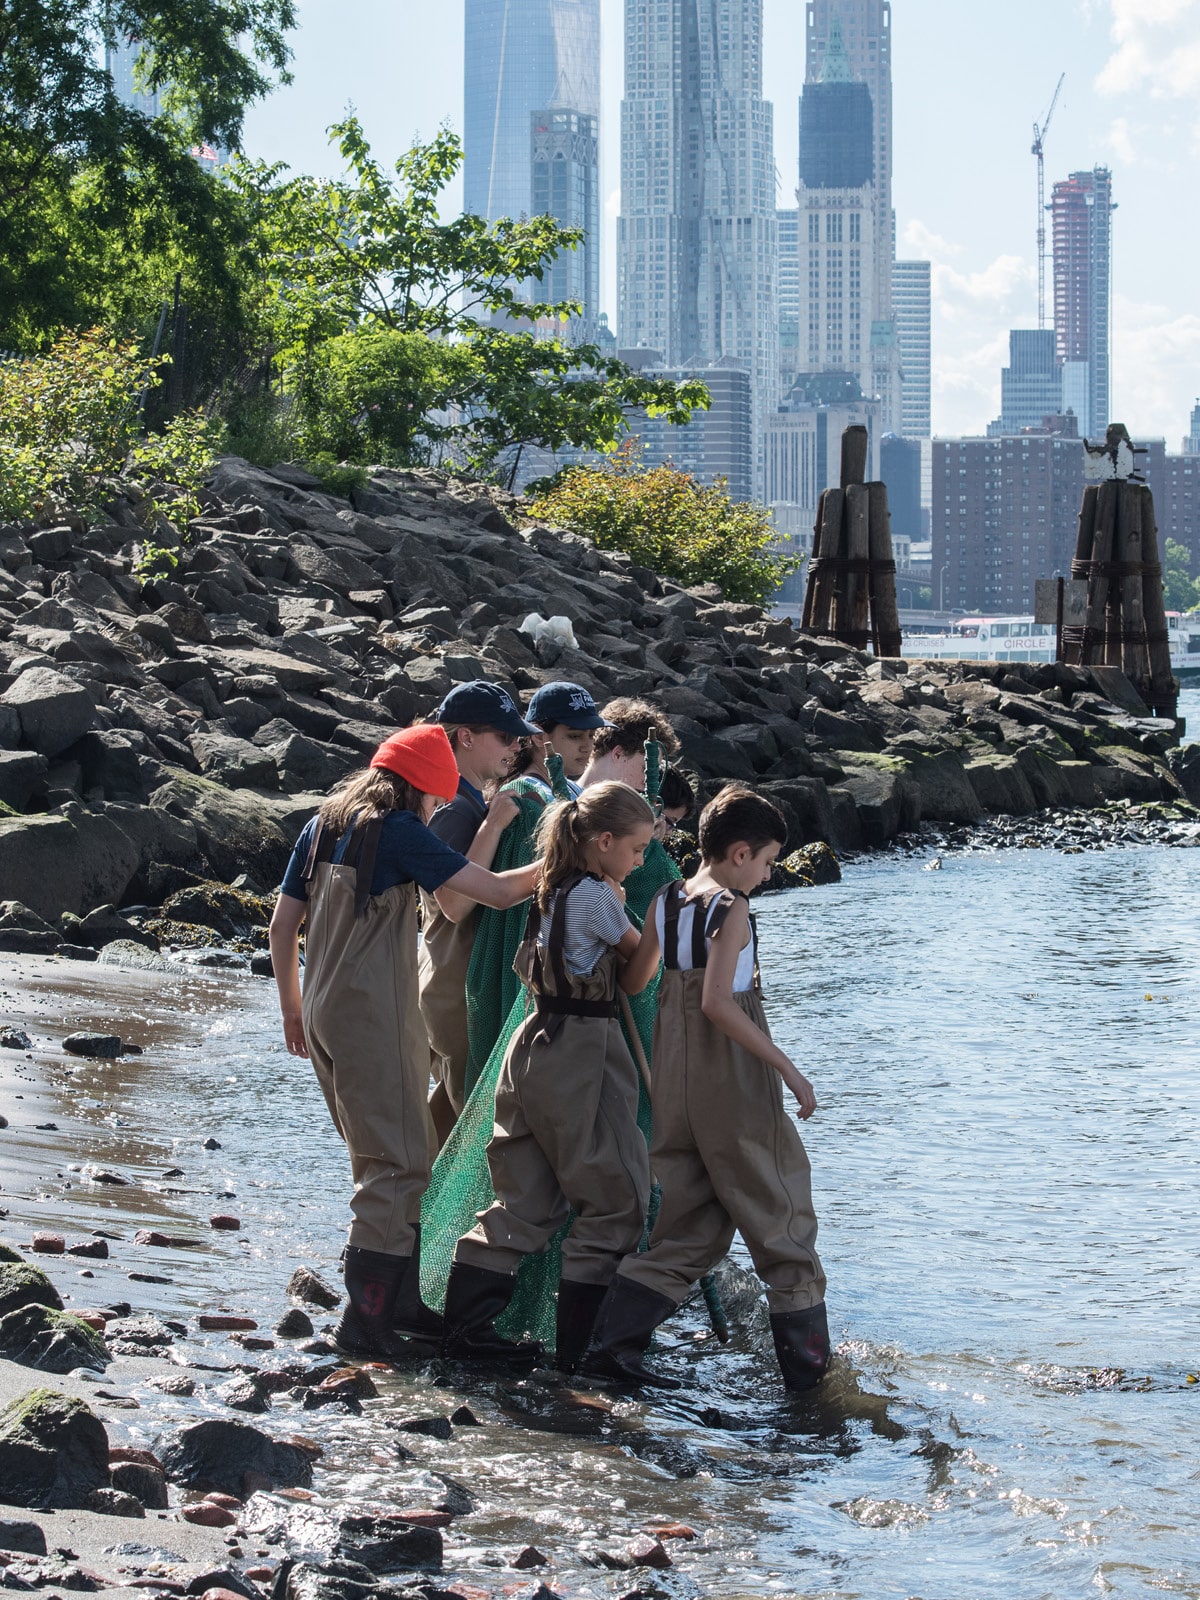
[1032,72,1065,330]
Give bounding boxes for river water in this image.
[7,837,1200,1599]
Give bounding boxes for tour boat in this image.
[900,613,1200,675]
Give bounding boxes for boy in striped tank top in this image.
[586,785,830,1394]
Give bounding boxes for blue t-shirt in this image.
[280,810,470,902]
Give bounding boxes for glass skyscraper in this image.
[464,0,600,329]
[617,0,777,493]
[1052,167,1114,440]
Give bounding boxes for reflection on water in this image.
[4,842,1200,1596]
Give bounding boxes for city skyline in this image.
[239,0,1200,444]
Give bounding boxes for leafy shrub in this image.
[0,328,215,524]
[528,448,801,608]
[294,327,471,466]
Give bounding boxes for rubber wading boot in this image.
[770,1302,831,1393]
[553,1279,609,1374]
[392,1226,444,1344]
[442,1261,542,1364]
[335,1246,410,1361]
[583,1275,682,1391]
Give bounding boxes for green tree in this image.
[0,0,294,346]
[0,327,215,525]
[528,447,800,608]
[1162,538,1200,613]
[233,121,709,480]
[228,118,586,359]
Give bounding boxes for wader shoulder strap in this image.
[349,815,384,920]
[301,820,335,885]
[661,880,686,970]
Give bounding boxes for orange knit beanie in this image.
[370,725,459,803]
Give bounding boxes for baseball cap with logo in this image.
[433,680,540,738]
[527,681,613,731]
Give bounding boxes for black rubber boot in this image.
[334,1246,410,1360]
[770,1302,831,1393]
[442,1261,542,1364]
[583,1275,682,1391]
[553,1279,609,1373]
[392,1226,444,1344]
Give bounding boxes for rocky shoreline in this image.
[2,455,1198,957]
[0,951,823,1600]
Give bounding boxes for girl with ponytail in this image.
[442,781,658,1371]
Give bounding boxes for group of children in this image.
[269,678,830,1395]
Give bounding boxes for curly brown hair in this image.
[591,697,679,759]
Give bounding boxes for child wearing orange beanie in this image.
[269,724,539,1360]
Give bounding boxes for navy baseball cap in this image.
[527,681,613,731]
[433,681,539,737]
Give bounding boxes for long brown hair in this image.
[534,781,654,910]
[319,767,425,834]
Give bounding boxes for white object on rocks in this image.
[519,613,578,651]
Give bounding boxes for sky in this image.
[240,0,1200,444]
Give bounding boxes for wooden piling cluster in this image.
[801,425,903,657]
[1063,445,1177,721]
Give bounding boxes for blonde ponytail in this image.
[534,782,654,910]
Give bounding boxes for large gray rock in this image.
[0,751,47,812]
[0,1389,110,1509]
[190,731,279,791]
[0,1304,110,1374]
[1,668,95,757]
[150,770,297,883]
[903,749,983,824]
[0,817,81,920]
[964,755,1037,816]
[833,759,918,846]
[0,1264,63,1320]
[156,1418,314,1499]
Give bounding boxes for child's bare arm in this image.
[701,899,817,1119]
[618,888,665,994]
[269,892,308,1058]
[434,859,540,923]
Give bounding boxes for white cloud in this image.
[1106,115,1137,163]
[1096,0,1200,97]
[908,219,1040,435]
[1112,293,1200,441]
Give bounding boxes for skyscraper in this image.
[464,0,600,326]
[531,108,599,325]
[796,22,874,389]
[805,0,896,423]
[617,0,778,482]
[892,259,931,439]
[1051,167,1114,440]
[105,35,160,119]
[777,208,801,390]
[1183,400,1200,456]
[987,329,1063,437]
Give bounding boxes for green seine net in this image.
[420,835,681,1346]
[462,777,554,1100]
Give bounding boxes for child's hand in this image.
[282,1010,308,1058]
[782,1064,817,1119]
[603,874,627,903]
[487,793,519,827]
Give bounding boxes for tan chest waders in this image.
[301,817,434,1257]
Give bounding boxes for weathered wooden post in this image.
[799,425,903,657]
[1063,423,1179,726]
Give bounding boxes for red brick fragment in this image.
[647,1522,696,1540]
[197,1314,258,1331]
[210,1215,241,1230]
[30,1232,65,1254]
[203,1492,243,1510]
[180,1503,237,1527]
[395,1510,452,1529]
